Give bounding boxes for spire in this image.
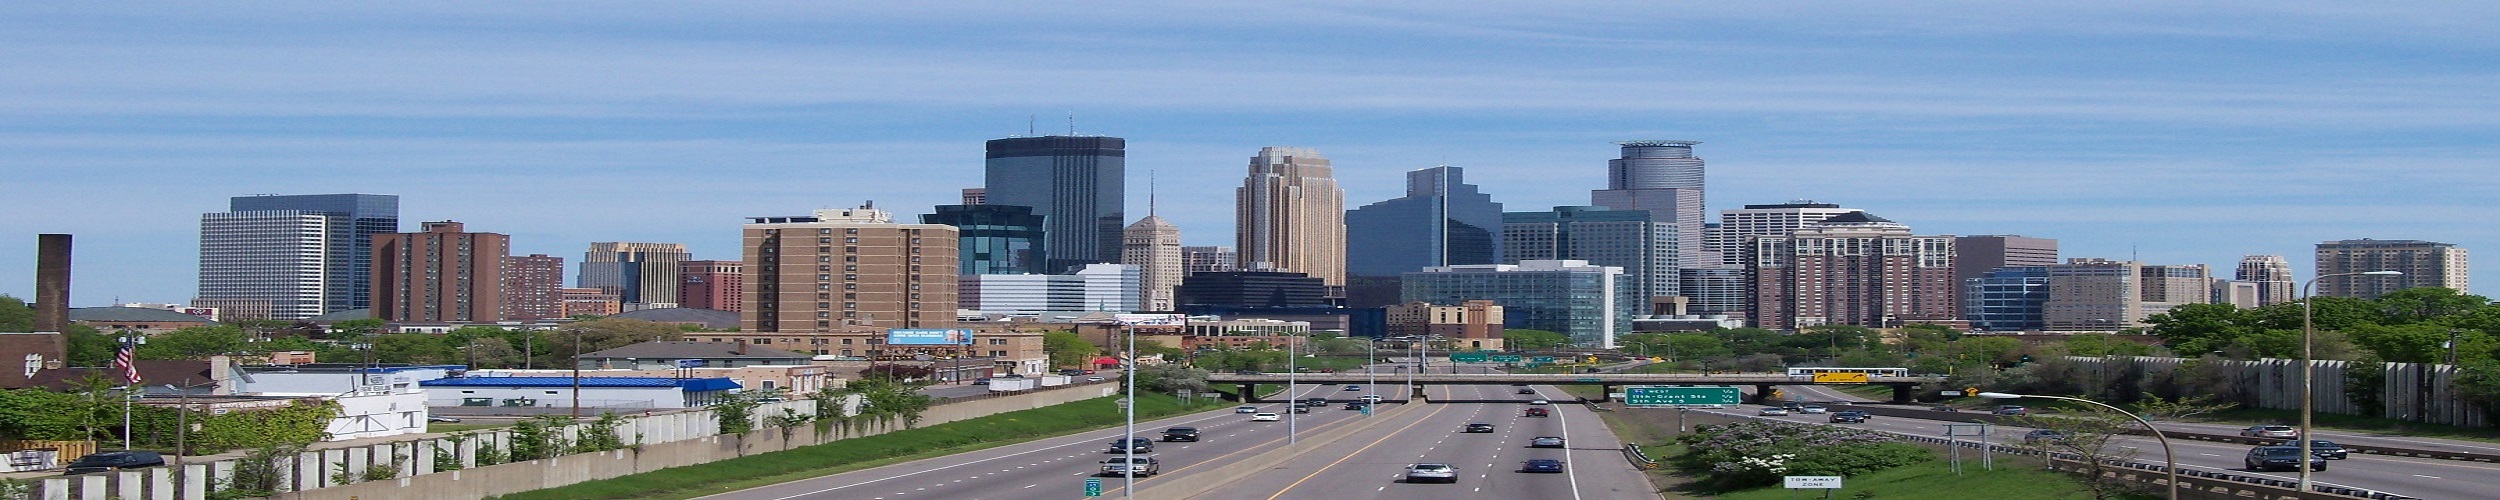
[1148,169,1158,217]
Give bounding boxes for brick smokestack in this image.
[34,234,70,333]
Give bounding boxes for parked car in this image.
[1405,463,1458,483]
[1528,436,1566,448]
[2281,440,2348,460]
[1161,427,1200,442]
[1100,456,1160,477]
[1524,407,1551,417]
[1463,423,1496,433]
[64,451,164,475]
[2245,445,2326,472]
[1829,411,1868,423]
[1993,405,2029,416]
[2241,425,2299,439]
[2022,429,2069,445]
[1251,412,1281,422]
[1107,437,1153,453]
[1519,459,1566,473]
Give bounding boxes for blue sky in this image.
[4,2,2496,306]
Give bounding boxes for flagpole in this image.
[119,333,136,450]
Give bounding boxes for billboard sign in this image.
[1114,314,1187,326]
[886,328,975,345]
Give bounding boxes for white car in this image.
[1250,412,1281,422]
[1758,407,1791,416]
[1528,399,1550,405]
[2240,425,2300,439]
[1799,405,1828,414]
[1405,463,1457,483]
[1359,395,1385,402]
[1235,405,1260,414]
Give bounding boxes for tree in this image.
[329,318,388,342]
[2451,358,2500,415]
[2373,287,2492,326]
[1502,329,1570,350]
[460,337,525,368]
[137,326,251,359]
[1043,331,1099,369]
[0,295,32,332]
[373,333,458,364]
[1789,325,1877,356]
[1897,324,1962,356]
[1655,333,1733,360]
[2010,405,2148,500]
[2144,303,2256,355]
[1945,336,2025,367]
[544,318,685,366]
[1136,363,1210,394]
[2062,334,2155,357]
[1834,348,1906,369]
[1714,328,1787,356]
[2348,323,2486,363]
[2132,394,2236,421]
[62,325,113,367]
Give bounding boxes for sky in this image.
[3,2,2496,307]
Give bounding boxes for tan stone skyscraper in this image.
[1236,147,1346,290]
[1123,195,1184,311]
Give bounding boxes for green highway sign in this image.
[1532,356,1556,364]
[1085,478,1103,497]
[1624,386,1741,407]
[1449,352,1490,363]
[1491,355,1523,363]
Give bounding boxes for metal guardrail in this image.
[1843,404,2500,464]
[1621,443,1661,470]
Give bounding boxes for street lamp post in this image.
[2299,270,2400,492]
[1980,392,2176,500]
[1123,323,1136,499]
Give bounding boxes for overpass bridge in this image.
[1205,372,1949,403]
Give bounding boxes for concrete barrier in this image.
[1136,402,1423,499]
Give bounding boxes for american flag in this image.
[114,337,141,386]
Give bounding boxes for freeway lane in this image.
[1190,379,1656,500]
[1782,383,2500,457]
[701,382,1377,500]
[1760,385,2500,499]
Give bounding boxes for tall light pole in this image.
[1122,322,1135,499]
[1981,392,2176,500]
[1364,337,1377,416]
[2299,270,2400,492]
[1286,331,1297,446]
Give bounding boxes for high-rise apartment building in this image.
[501,253,566,320]
[1953,235,2060,317]
[984,136,1124,273]
[1592,141,1709,266]
[2316,239,2469,299]
[677,260,744,311]
[1346,166,1503,277]
[561,287,620,317]
[196,194,400,319]
[372,221,508,323]
[1747,212,1956,331]
[1182,246,1237,274]
[1965,266,2049,331]
[959,263,1141,313]
[1236,147,1346,289]
[2042,258,2211,331]
[921,205,1048,275]
[1686,201,1865,320]
[2234,255,2296,306]
[1502,206,1680,302]
[580,242,691,309]
[1403,260,1629,348]
[741,205,959,332]
[1121,214,1183,311]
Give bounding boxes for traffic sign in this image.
[1085,478,1103,496]
[1784,475,1843,489]
[1449,352,1489,363]
[1624,386,1740,407]
[1491,354,1523,363]
[1531,356,1556,364]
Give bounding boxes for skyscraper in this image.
[1501,206,1679,302]
[501,254,566,320]
[1966,266,2050,331]
[197,193,399,319]
[1403,260,1630,348]
[1121,214,1183,311]
[1346,166,1503,278]
[1952,235,2060,317]
[373,221,508,322]
[1592,141,1708,267]
[1182,246,1237,274]
[677,260,744,312]
[741,205,959,332]
[1685,200,1865,320]
[579,242,691,309]
[1236,147,1346,290]
[2315,239,2469,299]
[1747,212,1956,330]
[2234,255,2296,306]
[984,135,1124,273]
[921,204,1048,275]
[2042,258,2211,330]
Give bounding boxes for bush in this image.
[1673,421,1930,492]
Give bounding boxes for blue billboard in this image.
[886,328,975,345]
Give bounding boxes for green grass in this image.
[495,392,1230,500]
[1713,458,2113,500]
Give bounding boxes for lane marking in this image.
[1264,393,1464,499]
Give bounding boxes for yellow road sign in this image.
[1811,372,1870,384]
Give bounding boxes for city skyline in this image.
[4,4,2496,305]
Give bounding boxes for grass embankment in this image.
[497,392,1229,500]
[1714,458,2106,499]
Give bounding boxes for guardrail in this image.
[1621,443,1661,470]
[1832,402,2500,464]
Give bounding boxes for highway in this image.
[1184,380,1651,500]
[1764,385,2500,499]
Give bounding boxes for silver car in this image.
[1405,463,1457,483]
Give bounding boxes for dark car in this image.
[1463,423,1495,433]
[1929,405,1959,412]
[1107,437,1153,453]
[1519,458,1565,473]
[427,415,463,423]
[1292,405,1311,413]
[2281,440,2348,460]
[1528,436,1566,448]
[1344,402,1369,410]
[1060,369,1086,376]
[65,451,165,475]
[1829,411,1868,423]
[1161,427,1200,442]
[1524,407,1550,417]
[1993,405,2029,416]
[2022,429,2069,445]
[1305,397,1329,406]
[2245,446,2326,472]
[1516,387,1537,394]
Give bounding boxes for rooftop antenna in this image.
[1148,169,1158,217]
[1068,112,1076,135]
[1028,115,1036,136]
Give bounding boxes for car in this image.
[1235,369,1263,375]
[1101,456,1160,477]
[1758,407,1791,416]
[2245,445,2326,472]
[1528,399,1550,405]
[427,415,463,423]
[2021,429,2069,445]
[1519,458,1566,473]
[1782,402,1803,410]
[1344,385,1363,391]
[1060,369,1085,376]
[1405,463,1458,483]
[1359,395,1386,402]
[1235,405,1260,414]
[2240,425,2299,439]
[1108,437,1153,453]
[972,377,991,385]
[1798,405,1828,414]
[1085,376,1106,382]
[1993,405,2029,416]
[1463,423,1496,433]
[1344,402,1369,410]
[1305,397,1329,406]
[64,451,165,475]
[1829,411,1868,423]
[1524,407,1551,417]
[1528,436,1566,448]
[1292,405,1311,413]
[1251,412,1281,421]
[1517,387,1537,394]
[1084,370,1097,375]
[1161,427,1200,442]
[1929,405,1959,412]
[2281,440,2347,460]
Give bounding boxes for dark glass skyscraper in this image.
[985,136,1124,274]
[1346,166,1503,277]
[199,193,399,319]
[922,204,1048,275]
